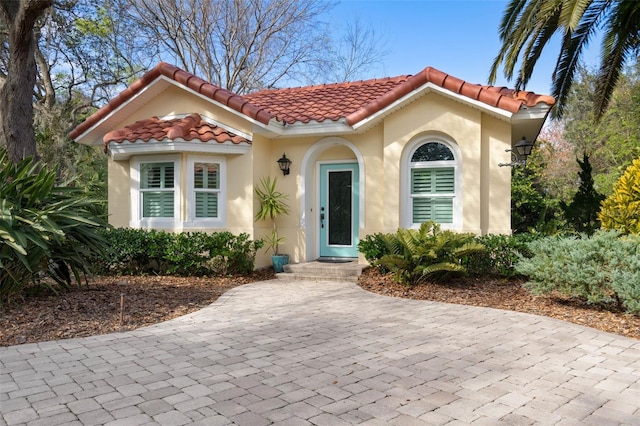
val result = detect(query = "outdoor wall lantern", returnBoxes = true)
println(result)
[498,136,534,167]
[277,153,292,175]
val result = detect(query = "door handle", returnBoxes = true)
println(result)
[320,213,325,228]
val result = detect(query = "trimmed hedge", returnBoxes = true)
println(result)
[94,228,263,276]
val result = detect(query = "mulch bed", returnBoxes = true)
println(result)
[1,268,638,347]
[358,267,640,340]
[0,271,274,347]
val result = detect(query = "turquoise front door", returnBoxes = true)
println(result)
[319,163,359,258]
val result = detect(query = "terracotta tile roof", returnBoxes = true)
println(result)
[70,62,555,141]
[103,113,250,151]
[344,67,555,126]
[248,67,556,126]
[243,76,411,124]
[69,62,272,140]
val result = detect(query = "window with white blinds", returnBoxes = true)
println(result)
[187,156,226,226]
[409,142,457,226]
[140,162,175,218]
[194,162,219,218]
[131,155,226,229]
[411,168,454,223]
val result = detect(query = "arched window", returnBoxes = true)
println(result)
[407,141,459,227]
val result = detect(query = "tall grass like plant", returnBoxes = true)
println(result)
[0,151,107,302]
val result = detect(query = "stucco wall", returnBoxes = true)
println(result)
[107,157,130,228]
[384,93,487,234]
[481,115,512,235]
[103,86,515,269]
[112,85,253,136]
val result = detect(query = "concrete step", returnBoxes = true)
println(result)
[275,273,360,283]
[277,260,363,282]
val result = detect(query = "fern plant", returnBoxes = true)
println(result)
[376,221,485,285]
[599,157,640,235]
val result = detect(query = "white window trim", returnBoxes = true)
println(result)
[186,156,226,228]
[401,136,463,230]
[131,155,181,229]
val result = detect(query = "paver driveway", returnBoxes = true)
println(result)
[2,279,640,425]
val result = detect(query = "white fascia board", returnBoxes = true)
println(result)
[74,77,170,146]
[280,120,353,137]
[351,83,516,131]
[511,104,552,121]
[252,118,353,138]
[108,140,250,160]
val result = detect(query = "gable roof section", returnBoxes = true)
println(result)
[247,68,555,127]
[103,113,250,151]
[70,62,555,142]
[69,62,273,141]
[243,76,411,125]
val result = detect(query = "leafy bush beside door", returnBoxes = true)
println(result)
[374,221,485,285]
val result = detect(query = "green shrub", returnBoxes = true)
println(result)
[0,151,108,302]
[358,232,391,264]
[561,154,605,235]
[96,228,262,276]
[611,241,640,315]
[376,221,485,285]
[599,157,640,235]
[463,233,540,278]
[515,230,640,314]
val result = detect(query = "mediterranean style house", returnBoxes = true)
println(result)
[70,62,555,268]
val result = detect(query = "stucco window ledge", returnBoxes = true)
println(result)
[108,140,250,160]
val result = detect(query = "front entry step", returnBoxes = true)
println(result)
[277,260,363,282]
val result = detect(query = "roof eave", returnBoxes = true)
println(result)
[107,140,251,160]
[74,77,170,146]
[73,74,275,146]
[253,119,353,138]
[349,83,517,132]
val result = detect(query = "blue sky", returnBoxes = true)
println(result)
[330,0,601,96]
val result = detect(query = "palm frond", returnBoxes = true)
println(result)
[593,0,640,119]
[551,0,608,118]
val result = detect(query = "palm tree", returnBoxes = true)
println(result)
[489,0,640,119]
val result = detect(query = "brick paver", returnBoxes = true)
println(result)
[2,279,640,425]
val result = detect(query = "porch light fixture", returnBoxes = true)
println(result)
[498,136,534,167]
[277,153,291,175]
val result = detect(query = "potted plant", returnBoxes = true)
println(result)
[255,176,290,272]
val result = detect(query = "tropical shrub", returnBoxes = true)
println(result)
[515,230,640,314]
[0,152,108,302]
[361,231,540,279]
[375,222,485,285]
[96,228,263,276]
[358,232,391,264]
[463,233,540,278]
[255,176,289,255]
[599,157,640,235]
